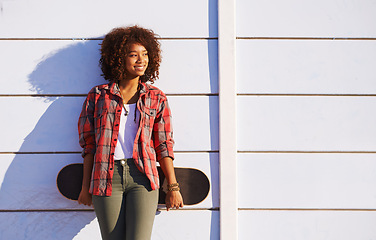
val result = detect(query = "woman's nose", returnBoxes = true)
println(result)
[137,55,147,62]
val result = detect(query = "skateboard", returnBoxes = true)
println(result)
[57,163,210,206]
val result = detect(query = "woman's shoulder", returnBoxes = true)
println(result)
[143,83,167,99]
[87,82,112,94]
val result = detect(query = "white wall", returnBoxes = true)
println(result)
[0,0,219,239]
[1,0,376,239]
[237,0,376,239]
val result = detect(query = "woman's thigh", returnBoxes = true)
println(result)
[92,163,125,240]
[125,186,158,240]
[92,160,159,240]
[125,160,159,240]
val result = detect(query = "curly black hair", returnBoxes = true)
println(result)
[99,25,161,83]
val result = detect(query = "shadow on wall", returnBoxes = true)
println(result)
[0,40,105,239]
[208,0,220,238]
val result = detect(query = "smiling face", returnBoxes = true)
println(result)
[124,43,149,80]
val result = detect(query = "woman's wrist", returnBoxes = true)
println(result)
[167,182,180,192]
[167,182,179,187]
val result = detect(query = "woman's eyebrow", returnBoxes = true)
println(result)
[128,49,148,53]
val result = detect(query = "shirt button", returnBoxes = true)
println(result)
[109,168,113,170]
[115,124,119,126]
[114,139,117,141]
[110,153,114,155]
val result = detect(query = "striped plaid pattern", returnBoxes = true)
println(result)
[78,82,174,196]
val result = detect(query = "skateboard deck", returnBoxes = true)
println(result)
[57,163,210,206]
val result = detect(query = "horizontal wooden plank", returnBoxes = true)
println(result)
[0,153,218,210]
[170,96,219,151]
[0,153,94,210]
[0,96,218,152]
[153,210,219,240]
[237,0,376,37]
[237,40,376,94]
[0,211,97,240]
[239,210,376,240]
[0,210,218,239]
[157,40,218,94]
[238,153,376,208]
[0,40,218,94]
[0,0,217,38]
[237,96,376,151]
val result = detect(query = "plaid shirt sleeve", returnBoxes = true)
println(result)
[153,97,175,161]
[78,89,96,157]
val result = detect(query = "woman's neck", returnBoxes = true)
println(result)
[118,76,139,89]
[118,78,139,104]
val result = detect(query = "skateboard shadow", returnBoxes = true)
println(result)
[0,39,104,239]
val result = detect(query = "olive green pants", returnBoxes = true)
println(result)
[92,159,159,240]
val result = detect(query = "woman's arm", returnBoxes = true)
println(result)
[78,89,96,157]
[152,97,183,210]
[77,89,96,206]
[159,156,184,211]
[78,153,94,206]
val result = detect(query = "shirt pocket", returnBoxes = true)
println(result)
[144,108,157,118]
[143,107,157,130]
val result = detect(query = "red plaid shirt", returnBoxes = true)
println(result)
[78,82,174,196]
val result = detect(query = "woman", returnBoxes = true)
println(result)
[77,25,183,240]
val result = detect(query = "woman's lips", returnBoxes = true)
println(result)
[135,66,146,70]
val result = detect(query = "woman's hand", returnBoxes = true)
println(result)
[158,156,184,210]
[165,190,184,211]
[78,189,92,206]
[78,153,94,206]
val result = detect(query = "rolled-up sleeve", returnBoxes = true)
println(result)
[153,98,175,161]
[78,89,96,157]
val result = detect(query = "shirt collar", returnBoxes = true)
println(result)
[139,82,149,95]
[106,81,150,96]
[102,82,119,96]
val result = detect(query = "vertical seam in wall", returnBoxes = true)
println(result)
[218,0,238,239]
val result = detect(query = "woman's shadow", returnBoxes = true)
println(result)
[0,39,105,239]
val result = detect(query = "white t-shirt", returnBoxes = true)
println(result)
[113,103,140,160]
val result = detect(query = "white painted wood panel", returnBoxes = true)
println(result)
[239,210,376,240]
[0,153,92,210]
[237,40,376,94]
[237,96,376,151]
[238,153,376,208]
[156,40,218,94]
[152,210,219,240]
[0,40,217,94]
[0,96,218,152]
[237,0,376,37]
[0,211,98,240]
[0,210,219,240]
[0,40,104,95]
[170,96,219,151]
[0,153,218,210]
[0,97,81,153]
[0,0,217,38]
